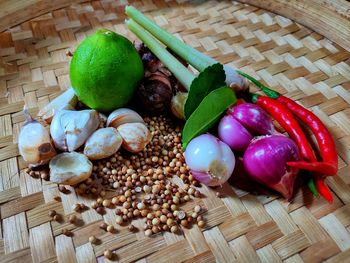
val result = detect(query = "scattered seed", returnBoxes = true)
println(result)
[48,210,56,217]
[89,235,97,244]
[198,220,205,228]
[107,225,115,233]
[53,214,61,222]
[128,224,136,232]
[115,216,123,225]
[145,229,153,237]
[152,218,160,226]
[62,229,72,236]
[96,207,105,215]
[104,249,113,259]
[72,204,81,212]
[194,205,201,213]
[58,185,68,194]
[53,196,61,202]
[69,214,77,224]
[99,222,108,231]
[170,225,178,233]
[102,199,111,207]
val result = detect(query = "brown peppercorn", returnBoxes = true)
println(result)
[181,219,188,227]
[69,214,77,224]
[198,220,205,228]
[194,191,201,198]
[115,216,123,225]
[128,224,136,232]
[102,199,111,207]
[53,196,61,202]
[152,225,160,234]
[170,225,179,233]
[194,205,201,213]
[91,201,99,209]
[53,214,61,222]
[145,229,152,237]
[104,249,113,260]
[62,229,72,236]
[107,225,115,233]
[58,185,68,194]
[99,222,108,231]
[96,207,105,215]
[72,204,81,212]
[48,210,56,217]
[89,235,98,244]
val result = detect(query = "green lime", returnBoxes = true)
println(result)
[70,29,144,112]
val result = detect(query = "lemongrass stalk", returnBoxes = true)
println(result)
[125,6,216,72]
[127,19,194,90]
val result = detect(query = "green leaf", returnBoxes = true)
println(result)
[184,63,226,119]
[182,86,236,149]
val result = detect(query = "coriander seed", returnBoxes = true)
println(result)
[198,220,205,228]
[145,229,152,237]
[89,235,97,244]
[104,249,113,259]
[48,210,56,217]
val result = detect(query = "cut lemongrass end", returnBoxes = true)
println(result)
[125,6,216,72]
[126,19,194,90]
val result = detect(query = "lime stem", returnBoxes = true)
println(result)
[125,6,216,72]
[127,19,194,91]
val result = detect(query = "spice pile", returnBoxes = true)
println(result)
[26,114,206,239]
[77,115,205,234]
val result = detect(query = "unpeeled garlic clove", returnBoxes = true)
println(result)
[107,108,144,129]
[50,109,100,152]
[18,108,56,166]
[84,127,122,160]
[117,122,152,153]
[171,92,187,120]
[49,152,92,185]
[37,88,78,124]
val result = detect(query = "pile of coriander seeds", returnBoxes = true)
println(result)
[75,115,206,236]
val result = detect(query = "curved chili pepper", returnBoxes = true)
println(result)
[250,94,326,200]
[240,71,335,202]
[251,94,317,161]
[238,71,338,176]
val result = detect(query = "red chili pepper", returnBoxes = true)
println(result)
[251,94,317,162]
[315,176,333,203]
[238,71,338,176]
[239,71,336,202]
[251,94,331,201]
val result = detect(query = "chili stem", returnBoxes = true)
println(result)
[126,19,195,90]
[125,6,216,71]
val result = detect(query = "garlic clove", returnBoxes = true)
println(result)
[49,152,92,185]
[37,88,78,124]
[50,109,100,152]
[84,127,122,160]
[117,122,152,153]
[171,92,187,120]
[19,109,56,166]
[107,108,144,129]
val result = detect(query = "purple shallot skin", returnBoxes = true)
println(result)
[218,114,253,152]
[243,135,299,200]
[230,103,276,135]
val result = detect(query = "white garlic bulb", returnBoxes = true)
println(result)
[84,127,122,160]
[18,109,56,166]
[107,108,144,129]
[49,152,92,185]
[37,88,78,124]
[117,122,152,153]
[50,109,100,152]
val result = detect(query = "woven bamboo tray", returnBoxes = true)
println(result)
[1,1,350,262]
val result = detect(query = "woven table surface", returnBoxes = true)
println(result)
[1,0,350,262]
